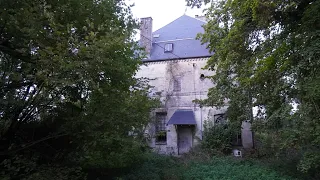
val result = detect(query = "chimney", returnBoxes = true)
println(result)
[140,17,153,57]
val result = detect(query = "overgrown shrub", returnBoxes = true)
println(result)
[119,153,183,180]
[249,130,317,179]
[0,155,86,180]
[201,121,237,155]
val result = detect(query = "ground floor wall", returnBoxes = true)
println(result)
[147,106,228,155]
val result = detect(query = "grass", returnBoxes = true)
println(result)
[118,149,298,180]
[182,157,295,180]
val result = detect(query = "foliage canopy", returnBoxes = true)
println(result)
[188,0,320,176]
[0,0,158,179]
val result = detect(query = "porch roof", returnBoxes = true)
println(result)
[167,109,197,125]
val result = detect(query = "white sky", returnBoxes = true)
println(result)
[128,0,207,31]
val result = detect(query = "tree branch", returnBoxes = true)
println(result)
[0,133,69,156]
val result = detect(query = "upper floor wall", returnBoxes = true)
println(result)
[136,57,214,109]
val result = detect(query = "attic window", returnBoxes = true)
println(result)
[164,43,173,52]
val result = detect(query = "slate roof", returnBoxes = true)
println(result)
[145,15,213,62]
[167,109,197,125]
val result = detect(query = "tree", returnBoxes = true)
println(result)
[0,0,158,179]
[187,0,320,175]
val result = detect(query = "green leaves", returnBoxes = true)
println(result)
[188,0,320,175]
[122,154,295,180]
[202,121,238,155]
[1,0,158,178]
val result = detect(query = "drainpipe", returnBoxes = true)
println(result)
[192,63,196,112]
[200,105,203,140]
[200,77,204,140]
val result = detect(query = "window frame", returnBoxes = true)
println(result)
[164,43,173,53]
[155,112,167,144]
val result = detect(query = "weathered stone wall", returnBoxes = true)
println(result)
[140,17,153,57]
[241,120,253,149]
[136,58,227,154]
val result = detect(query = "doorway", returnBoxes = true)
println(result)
[177,125,193,154]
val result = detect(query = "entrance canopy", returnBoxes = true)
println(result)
[167,109,197,125]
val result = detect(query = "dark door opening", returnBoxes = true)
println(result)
[177,125,193,154]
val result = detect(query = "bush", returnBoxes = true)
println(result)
[202,121,237,155]
[119,153,183,180]
[0,155,86,180]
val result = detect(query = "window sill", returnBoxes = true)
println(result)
[155,142,167,145]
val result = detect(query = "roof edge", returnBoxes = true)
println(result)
[142,55,211,63]
[188,14,207,23]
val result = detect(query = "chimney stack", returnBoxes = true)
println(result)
[140,17,153,57]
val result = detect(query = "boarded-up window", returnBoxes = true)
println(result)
[173,78,181,92]
[155,112,167,144]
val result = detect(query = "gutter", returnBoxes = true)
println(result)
[141,55,212,63]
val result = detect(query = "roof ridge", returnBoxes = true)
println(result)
[183,14,207,23]
[190,15,207,23]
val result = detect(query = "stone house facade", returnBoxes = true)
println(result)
[136,15,228,155]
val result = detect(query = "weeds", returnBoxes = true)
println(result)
[119,150,297,180]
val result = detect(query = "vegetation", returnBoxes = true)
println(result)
[202,121,238,155]
[0,0,158,179]
[2,0,319,179]
[187,0,320,178]
[120,152,296,180]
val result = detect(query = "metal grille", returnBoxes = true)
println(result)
[156,113,166,132]
[155,113,167,144]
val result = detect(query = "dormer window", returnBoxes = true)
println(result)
[164,43,173,52]
[153,34,160,38]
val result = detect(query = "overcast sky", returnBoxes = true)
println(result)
[128,0,207,31]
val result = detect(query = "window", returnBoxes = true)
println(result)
[164,43,173,52]
[232,133,242,146]
[173,78,181,92]
[200,74,205,81]
[214,113,226,124]
[155,112,167,144]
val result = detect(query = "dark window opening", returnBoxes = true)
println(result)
[214,113,226,124]
[232,133,242,146]
[155,112,167,144]
[200,74,205,80]
[164,43,173,52]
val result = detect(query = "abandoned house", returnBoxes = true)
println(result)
[136,15,229,155]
